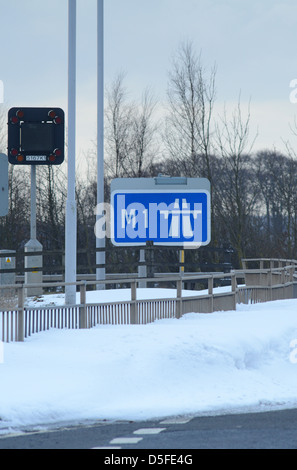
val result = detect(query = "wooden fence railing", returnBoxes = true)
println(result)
[1,259,297,343]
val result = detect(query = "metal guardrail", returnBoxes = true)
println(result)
[1,260,297,343]
[0,245,234,276]
[242,258,297,269]
[0,272,237,342]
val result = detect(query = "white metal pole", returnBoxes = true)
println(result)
[25,164,43,296]
[65,0,77,305]
[96,0,105,287]
[30,165,37,240]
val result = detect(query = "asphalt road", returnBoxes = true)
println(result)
[0,408,297,450]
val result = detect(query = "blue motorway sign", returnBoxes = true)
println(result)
[110,178,211,247]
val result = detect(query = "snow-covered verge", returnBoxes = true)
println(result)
[0,289,297,434]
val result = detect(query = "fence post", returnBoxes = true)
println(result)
[130,281,137,324]
[231,273,237,310]
[17,285,25,342]
[289,265,294,282]
[79,282,87,329]
[176,279,182,319]
[281,267,285,285]
[268,269,272,301]
[288,266,294,299]
[138,249,147,288]
[208,276,214,313]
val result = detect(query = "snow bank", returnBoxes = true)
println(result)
[1,291,297,433]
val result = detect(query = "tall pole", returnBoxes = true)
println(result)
[24,164,43,297]
[65,0,77,305]
[96,0,105,287]
[30,165,37,241]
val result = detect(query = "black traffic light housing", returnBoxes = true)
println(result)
[8,107,65,165]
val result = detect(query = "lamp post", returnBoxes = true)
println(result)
[65,0,104,302]
[96,0,105,287]
[65,0,77,305]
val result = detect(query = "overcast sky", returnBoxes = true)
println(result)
[1,0,297,166]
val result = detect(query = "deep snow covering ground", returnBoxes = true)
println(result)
[1,288,297,434]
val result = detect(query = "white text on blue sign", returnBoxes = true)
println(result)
[112,191,210,246]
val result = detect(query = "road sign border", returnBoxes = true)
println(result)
[110,178,211,248]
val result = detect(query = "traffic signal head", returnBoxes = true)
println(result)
[8,107,65,165]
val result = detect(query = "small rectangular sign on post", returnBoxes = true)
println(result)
[110,177,211,248]
[0,250,16,285]
[0,153,8,217]
[7,107,65,165]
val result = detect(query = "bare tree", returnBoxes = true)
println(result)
[0,164,31,250]
[37,165,66,250]
[105,73,134,178]
[121,87,159,177]
[283,115,297,159]
[105,74,159,179]
[214,97,259,263]
[254,151,283,253]
[215,96,257,160]
[164,42,216,181]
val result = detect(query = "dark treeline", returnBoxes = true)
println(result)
[1,42,297,273]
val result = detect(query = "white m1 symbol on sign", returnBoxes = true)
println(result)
[160,198,202,238]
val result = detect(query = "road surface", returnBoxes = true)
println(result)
[0,408,296,450]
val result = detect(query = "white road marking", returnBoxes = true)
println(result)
[110,437,143,445]
[133,428,166,435]
[92,446,122,449]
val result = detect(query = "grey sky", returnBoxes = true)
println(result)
[1,0,297,162]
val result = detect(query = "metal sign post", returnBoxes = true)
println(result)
[96,0,105,288]
[65,0,77,305]
[7,106,65,297]
[24,165,43,297]
[29,166,37,240]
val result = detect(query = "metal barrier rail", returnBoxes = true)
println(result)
[1,262,297,343]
